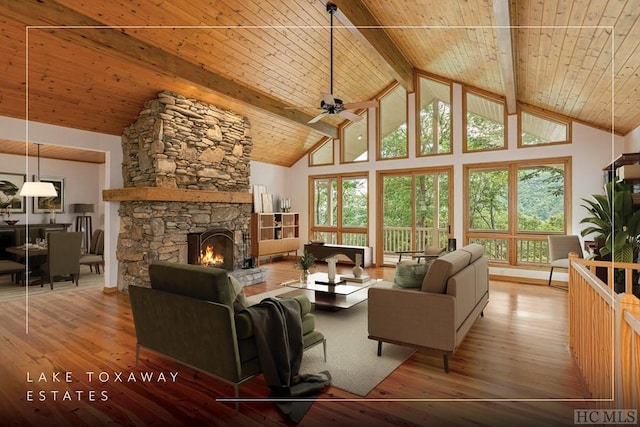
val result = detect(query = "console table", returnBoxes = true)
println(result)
[303,243,372,267]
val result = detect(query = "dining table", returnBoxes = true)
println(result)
[5,244,49,284]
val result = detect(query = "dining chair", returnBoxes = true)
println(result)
[41,232,83,290]
[547,235,584,290]
[80,229,104,274]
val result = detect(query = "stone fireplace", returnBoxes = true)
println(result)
[114,91,262,291]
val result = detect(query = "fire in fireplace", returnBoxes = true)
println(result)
[187,229,235,271]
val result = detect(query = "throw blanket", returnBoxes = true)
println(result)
[243,297,303,388]
[244,297,331,423]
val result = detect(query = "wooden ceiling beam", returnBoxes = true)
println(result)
[326,0,415,93]
[1,0,338,138]
[493,0,517,115]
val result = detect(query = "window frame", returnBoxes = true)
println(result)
[376,82,409,161]
[308,137,334,167]
[517,104,572,148]
[340,109,369,164]
[309,172,370,246]
[463,157,572,267]
[415,71,454,157]
[462,86,508,153]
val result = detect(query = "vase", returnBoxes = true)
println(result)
[352,264,363,279]
[327,258,337,282]
[353,253,363,278]
[49,210,56,224]
[300,269,310,284]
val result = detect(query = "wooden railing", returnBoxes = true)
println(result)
[381,227,449,253]
[569,254,640,408]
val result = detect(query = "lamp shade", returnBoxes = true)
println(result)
[19,181,58,197]
[72,203,94,214]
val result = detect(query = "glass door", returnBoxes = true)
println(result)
[379,168,452,265]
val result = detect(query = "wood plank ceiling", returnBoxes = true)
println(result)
[0,0,638,167]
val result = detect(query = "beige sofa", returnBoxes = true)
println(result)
[368,243,489,372]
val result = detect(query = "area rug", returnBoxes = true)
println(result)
[248,288,415,397]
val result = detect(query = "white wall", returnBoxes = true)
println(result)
[625,125,640,152]
[0,116,122,290]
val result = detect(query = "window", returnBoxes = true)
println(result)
[378,167,452,265]
[310,173,369,246]
[341,111,368,163]
[464,89,506,152]
[309,138,334,166]
[519,107,571,147]
[378,84,408,159]
[417,74,452,156]
[465,158,571,265]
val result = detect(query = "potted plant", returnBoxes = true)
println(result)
[295,250,316,283]
[580,181,640,292]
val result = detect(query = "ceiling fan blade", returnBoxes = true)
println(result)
[284,106,320,110]
[308,112,328,124]
[339,110,363,122]
[322,93,335,106]
[343,100,379,110]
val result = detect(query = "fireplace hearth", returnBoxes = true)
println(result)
[188,229,235,271]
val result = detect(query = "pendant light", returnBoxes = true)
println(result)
[19,144,58,197]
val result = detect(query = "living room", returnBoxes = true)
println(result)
[0,0,639,425]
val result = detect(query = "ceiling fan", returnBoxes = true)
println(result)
[294,2,378,124]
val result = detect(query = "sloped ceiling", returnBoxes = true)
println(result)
[0,0,638,166]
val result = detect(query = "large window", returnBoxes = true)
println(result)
[310,173,368,246]
[465,158,571,266]
[417,74,452,156]
[378,84,408,159]
[464,89,506,152]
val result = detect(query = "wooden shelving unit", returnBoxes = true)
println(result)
[604,152,640,204]
[251,212,300,264]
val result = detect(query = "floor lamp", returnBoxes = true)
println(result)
[73,203,94,252]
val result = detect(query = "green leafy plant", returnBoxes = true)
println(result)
[580,181,640,263]
[295,250,316,271]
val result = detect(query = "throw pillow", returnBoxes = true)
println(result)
[394,261,431,288]
[229,276,249,312]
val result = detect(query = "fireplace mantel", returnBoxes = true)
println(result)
[102,187,253,204]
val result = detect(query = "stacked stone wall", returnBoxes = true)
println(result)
[118,91,252,291]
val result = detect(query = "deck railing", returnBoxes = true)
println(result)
[569,254,640,408]
[381,227,449,253]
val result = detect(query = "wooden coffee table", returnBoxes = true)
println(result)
[279,272,378,311]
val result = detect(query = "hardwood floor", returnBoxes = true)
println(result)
[0,259,593,426]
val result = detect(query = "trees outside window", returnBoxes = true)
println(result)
[378,84,408,159]
[379,167,452,263]
[464,90,506,152]
[417,75,452,156]
[465,158,570,265]
[310,174,368,246]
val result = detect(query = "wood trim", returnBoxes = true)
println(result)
[102,187,253,203]
[462,85,509,154]
[414,71,454,158]
[517,103,573,148]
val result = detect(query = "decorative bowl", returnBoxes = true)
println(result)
[4,220,19,225]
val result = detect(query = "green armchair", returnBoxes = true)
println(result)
[129,261,325,411]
